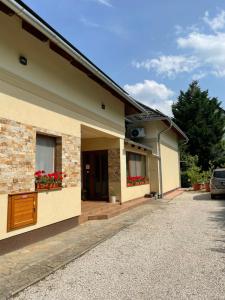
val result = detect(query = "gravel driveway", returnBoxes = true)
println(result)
[14,192,225,300]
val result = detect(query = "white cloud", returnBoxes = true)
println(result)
[203,10,225,31]
[174,24,200,36]
[80,17,100,28]
[132,55,199,78]
[95,0,112,7]
[177,31,225,77]
[124,80,174,115]
[132,10,225,80]
[192,71,207,80]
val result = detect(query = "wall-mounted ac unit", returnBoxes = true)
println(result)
[130,128,145,138]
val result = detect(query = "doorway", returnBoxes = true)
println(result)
[82,150,109,201]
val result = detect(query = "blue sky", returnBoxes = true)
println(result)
[22,0,225,114]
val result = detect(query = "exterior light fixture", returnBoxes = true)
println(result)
[19,55,28,66]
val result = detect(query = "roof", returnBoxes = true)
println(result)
[0,0,145,115]
[0,0,190,140]
[126,100,188,141]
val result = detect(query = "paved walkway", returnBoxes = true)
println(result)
[12,192,225,300]
[163,188,184,200]
[0,198,168,300]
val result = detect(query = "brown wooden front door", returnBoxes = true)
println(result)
[82,150,109,201]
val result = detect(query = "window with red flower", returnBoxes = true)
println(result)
[126,152,147,186]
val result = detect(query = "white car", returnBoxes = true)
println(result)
[210,168,225,199]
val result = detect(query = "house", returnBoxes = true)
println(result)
[0,0,187,242]
[126,102,188,195]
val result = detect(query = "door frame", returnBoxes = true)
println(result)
[82,150,109,201]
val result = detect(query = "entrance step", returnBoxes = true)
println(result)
[79,197,151,224]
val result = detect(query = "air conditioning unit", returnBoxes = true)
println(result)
[130,128,145,138]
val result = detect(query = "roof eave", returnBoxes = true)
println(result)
[1,0,145,113]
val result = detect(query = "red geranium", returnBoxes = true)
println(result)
[34,170,67,189]
[127,176,146,187]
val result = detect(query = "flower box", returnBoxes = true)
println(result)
[35,170,66,192]
[36,183,62,191]
[127,176,148,187]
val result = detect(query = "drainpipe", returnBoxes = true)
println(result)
[157,117,173,198]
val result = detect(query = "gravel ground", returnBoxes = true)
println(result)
[14,192,225,300]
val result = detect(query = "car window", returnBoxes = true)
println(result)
[213,171,225,178]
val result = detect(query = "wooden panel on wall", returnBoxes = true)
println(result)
[8,192,37,231]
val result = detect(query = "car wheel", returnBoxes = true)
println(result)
[211,194,216,199]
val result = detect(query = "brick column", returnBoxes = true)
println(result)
[108,149,121,201]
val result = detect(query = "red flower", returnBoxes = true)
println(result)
[35,170,42,176]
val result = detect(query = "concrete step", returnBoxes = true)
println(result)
[83,198,151,222]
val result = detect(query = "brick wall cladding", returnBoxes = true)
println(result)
[0,117,80,194]
[108,149,121,200]
[62,135,80,188]
[108,149,120,182]
[0,118,35,194]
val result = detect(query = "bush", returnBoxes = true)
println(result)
[185,155,202,184]
[181,172,191,188]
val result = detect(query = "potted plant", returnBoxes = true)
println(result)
[186,155,202,191]
[202,170,211,192]
[109,190,117,203]
[186,165,202,190]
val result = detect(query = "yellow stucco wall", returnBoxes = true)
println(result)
[0,187,80,241]
[0,12,125,138]
[160,143,180,193]
[159,123,180,193]
[123,184,150,202]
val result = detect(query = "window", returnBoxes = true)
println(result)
[213,170,225,178]
[36,134,56,173]
[126,152,146,177]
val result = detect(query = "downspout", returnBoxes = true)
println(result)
[157,117,173,198]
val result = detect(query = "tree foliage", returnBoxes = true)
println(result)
[172,81,225,170]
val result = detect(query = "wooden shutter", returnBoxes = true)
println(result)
[8,192,37,231]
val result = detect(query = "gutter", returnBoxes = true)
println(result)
[2,0,145,113]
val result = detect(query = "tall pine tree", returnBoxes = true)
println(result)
[172,81,225,170]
